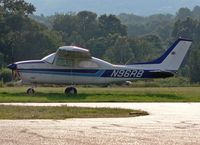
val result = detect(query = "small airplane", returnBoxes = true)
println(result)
[7,38,192,95]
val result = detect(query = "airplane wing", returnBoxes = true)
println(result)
[56,46,91,59]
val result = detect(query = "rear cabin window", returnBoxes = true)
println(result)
[78,60,99,68]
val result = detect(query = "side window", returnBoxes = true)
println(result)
[78,60,99,68]
[55,57,74,67]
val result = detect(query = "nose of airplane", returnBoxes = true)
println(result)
[7,63,17,70]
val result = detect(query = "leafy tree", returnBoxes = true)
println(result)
[77,11,98,40]
[86,37,107,58]
[0,0,35,15]
[128,35,163,63]
[172,17,197,39]
[192,6,200,19]
[0,0,36,62]
[53,14,77,38]
[156,24,173,41]
[189,48,200,82]
[104,36,132,64]
[0,0,63,63]
[172,16,200,81]
[0,53,4,67]
[118,13,174,38]
[176,8,192,20]
[126,24,147,36]
[67,31,84,46]
[99,14,127,37]
[0,68,12,82]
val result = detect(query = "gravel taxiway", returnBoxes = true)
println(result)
[0,103,200,145]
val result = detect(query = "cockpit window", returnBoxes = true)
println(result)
[55,57,74,67]
[54,54,99,68]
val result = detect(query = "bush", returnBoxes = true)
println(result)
[131,76,191,87]
[0,53,4,67]
[0,79,3,87]
[5,82,15,87]
[0,68,12,83]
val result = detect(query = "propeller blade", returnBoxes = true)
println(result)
[11,70,14,81]
[7,63,18,81]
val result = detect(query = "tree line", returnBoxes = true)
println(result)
[0,0,200,83]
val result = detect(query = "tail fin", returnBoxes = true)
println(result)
[133,38,192,71]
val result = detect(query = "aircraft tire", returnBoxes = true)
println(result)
[27,88,35,95]
[65,87,77,95]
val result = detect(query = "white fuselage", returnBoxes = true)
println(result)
[16,58,150,85]
[9,38,192,85]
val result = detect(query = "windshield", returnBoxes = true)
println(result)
[42,53,55,64]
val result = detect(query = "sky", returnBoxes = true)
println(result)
[25,0,200,16]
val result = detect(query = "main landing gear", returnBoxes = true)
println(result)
[27,87,35,95]
[26,86,77,95]
[65,87,77,95]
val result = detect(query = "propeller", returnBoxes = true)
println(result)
[7,63,20,81]
[7,47,20,81]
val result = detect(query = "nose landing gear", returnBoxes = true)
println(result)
[65,87,77,95]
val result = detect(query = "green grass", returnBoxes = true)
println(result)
[0,105,148,119]
[0,87,199,102]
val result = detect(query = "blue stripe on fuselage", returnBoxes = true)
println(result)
[19,68,99,73]
[19,69,105,77]
[18,68,173,78]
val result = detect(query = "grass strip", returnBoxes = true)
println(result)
[0,87,200,102]
[0,105,148,119]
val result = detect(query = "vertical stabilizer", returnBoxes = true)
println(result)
[132,38,192,71]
